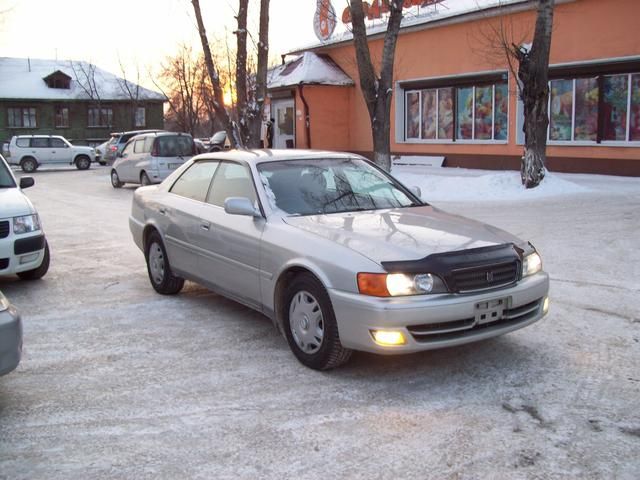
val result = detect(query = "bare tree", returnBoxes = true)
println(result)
[192,0,270,148]
[116,57,143,130]
[348,0,403,171]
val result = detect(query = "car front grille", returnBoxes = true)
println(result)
[450,261,519,293]
[0,258,8,270]
[407,298,542,343]
[0,221,9,238]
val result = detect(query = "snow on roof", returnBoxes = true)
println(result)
[268,52,354,89]
[0,57,165,101]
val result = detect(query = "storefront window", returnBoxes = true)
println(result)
[630,74,640,141]
[574,77,598,141]
[474,86,493,140]
[456,87,473,140]
[549,79,573,141]
[438,88,454,139]
[602,75,628,141]
[406,91,420,139]
[494,84,508,141]
[421,89,437,139]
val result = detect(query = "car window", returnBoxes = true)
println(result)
[31,138,49,148]
[133,139,145,154]
[207,161,256,207]
[16,138,30,147]
[156,135,194,157]
[170,161,219,202]
[50,138,66,148]
[122,141,135,157]
[0,157,16,188]
[143,136,155,153]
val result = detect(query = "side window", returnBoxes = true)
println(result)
[122,141,135,157]
[16,138,30,147]
[207,161,256,207]
[31,138,49,148]
[143,136,155,153]
[133,139,145,154]
[170,161,219,202]
[50,138,66,148]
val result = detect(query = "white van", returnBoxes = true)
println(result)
[110,132,195,187]
[8,135,96,172]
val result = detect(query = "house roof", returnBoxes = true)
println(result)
[268,52,354,89]
[0,57,165,101]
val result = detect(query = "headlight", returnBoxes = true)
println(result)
[357,272,447,297]
[522,252,542,277]
[13,214,40,234]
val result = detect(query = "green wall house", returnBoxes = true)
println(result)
[0,57,165,147]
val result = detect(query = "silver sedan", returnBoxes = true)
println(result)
[129,150,549,370]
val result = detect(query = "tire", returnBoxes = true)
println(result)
[283,273,352,370]
[111,169,123,188]
[145,232,184,295]
[140,171,151,186]
[99,161,107,166]
[17,241,50,281]
[75,155,91,170]
[21,157,37,173]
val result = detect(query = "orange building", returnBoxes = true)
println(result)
[267,0,640,175]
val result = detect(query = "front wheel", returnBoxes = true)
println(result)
[111,169,123,188]
[75,156,91,170]
[283,273,352,370]
[145,232,184,295]
[17,242,50,280]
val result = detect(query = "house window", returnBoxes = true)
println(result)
[55,106,69,128]
[88,107,113,127]
[7,107,37,128]
[135,107,146,127]
[404,81,508,142]
[547,72,640,144]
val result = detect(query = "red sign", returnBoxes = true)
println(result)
[341,0,445,24]
[314,0,338,41]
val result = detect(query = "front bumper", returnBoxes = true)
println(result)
[0,230,46,276]
[0,304,23,376]
[329,272,549,354]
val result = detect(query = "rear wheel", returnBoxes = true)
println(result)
[20,157,37,173]
[111,169,123,188]
[75,155,91,170]
[283,273,352,370]
[145,232,184,295]
[17,242,50,280]
[140,171,151,186]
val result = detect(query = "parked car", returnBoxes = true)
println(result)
[111,132,196,188]
[94,140,110,166]
[0,290,22,376]
[208,131,229,152]
[8,135,96,172]
[0,154,49,280]
[194,138,208,154]
[129,150,550,370]
[103,130,165,164]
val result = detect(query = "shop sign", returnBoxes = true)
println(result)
[314,0,338,41]
[341,0,445,25]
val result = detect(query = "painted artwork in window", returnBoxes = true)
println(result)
[602,75,628,141]
[494,83,508,140]
[574,78,598,141]
[549,79,573,141]
[474,86,493,140]
[437,88,454,139]
[406,91,420,139]
[630,74,640,141]
[456,87,473,140]
[421,89,437,139]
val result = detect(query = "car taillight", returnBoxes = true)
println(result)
[109,145,117,152]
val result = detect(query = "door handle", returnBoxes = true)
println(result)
[159,207,167,215]
[200,221,210,231]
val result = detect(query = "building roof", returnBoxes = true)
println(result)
[268,52,354,89]
[0,57,165,101]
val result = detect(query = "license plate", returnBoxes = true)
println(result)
[475,298,507,325]
[168,163,181,169]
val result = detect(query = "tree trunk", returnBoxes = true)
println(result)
[235,0,250,145]
[247,0,270,148]
[349,0,402,172]
[518,0,554,188]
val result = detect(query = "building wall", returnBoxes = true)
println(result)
[0,100,164,146]
[294,86,352,151]
[309,0,640,174]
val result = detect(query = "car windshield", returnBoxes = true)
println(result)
[211,131,226,143]
[156,136,194,157]
[258,158,420,216]
[0,156,16,188]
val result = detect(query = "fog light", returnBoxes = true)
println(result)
[543,297,550,314]
[371,330,406,346]
[20,253,39,264]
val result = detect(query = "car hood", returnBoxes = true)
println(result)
[0,188,34,218]
[283,206,524,264]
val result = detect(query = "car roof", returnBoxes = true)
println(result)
[192,149,359,166]
[110,129,164,137]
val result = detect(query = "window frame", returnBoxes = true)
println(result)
[55,105,70,128]
[7,107,37,128]
[134,107,146,128]
[87,106,113,128]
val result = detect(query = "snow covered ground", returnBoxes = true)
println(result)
[0,166,638,479]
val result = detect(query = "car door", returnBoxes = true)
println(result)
[117,141,136,181]
[195,161,264,308]
[130,138,148,182]
[49,138,72,164]
[29,137,50,164]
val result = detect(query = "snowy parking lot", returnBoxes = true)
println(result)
[1,165,639,479]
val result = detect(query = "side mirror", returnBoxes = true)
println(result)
[224,197,261,217]
[409,186,422,199]
[20,177,34,189]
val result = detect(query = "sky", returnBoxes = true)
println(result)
[0,0,321,89]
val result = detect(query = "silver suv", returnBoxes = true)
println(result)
[110,132,195,187]
[8,135,96,172]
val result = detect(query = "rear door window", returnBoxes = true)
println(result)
[170,161,219,202]
[31,138,49,148]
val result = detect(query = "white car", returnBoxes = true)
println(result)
[8,135,96,172]
[0,154,49,280]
